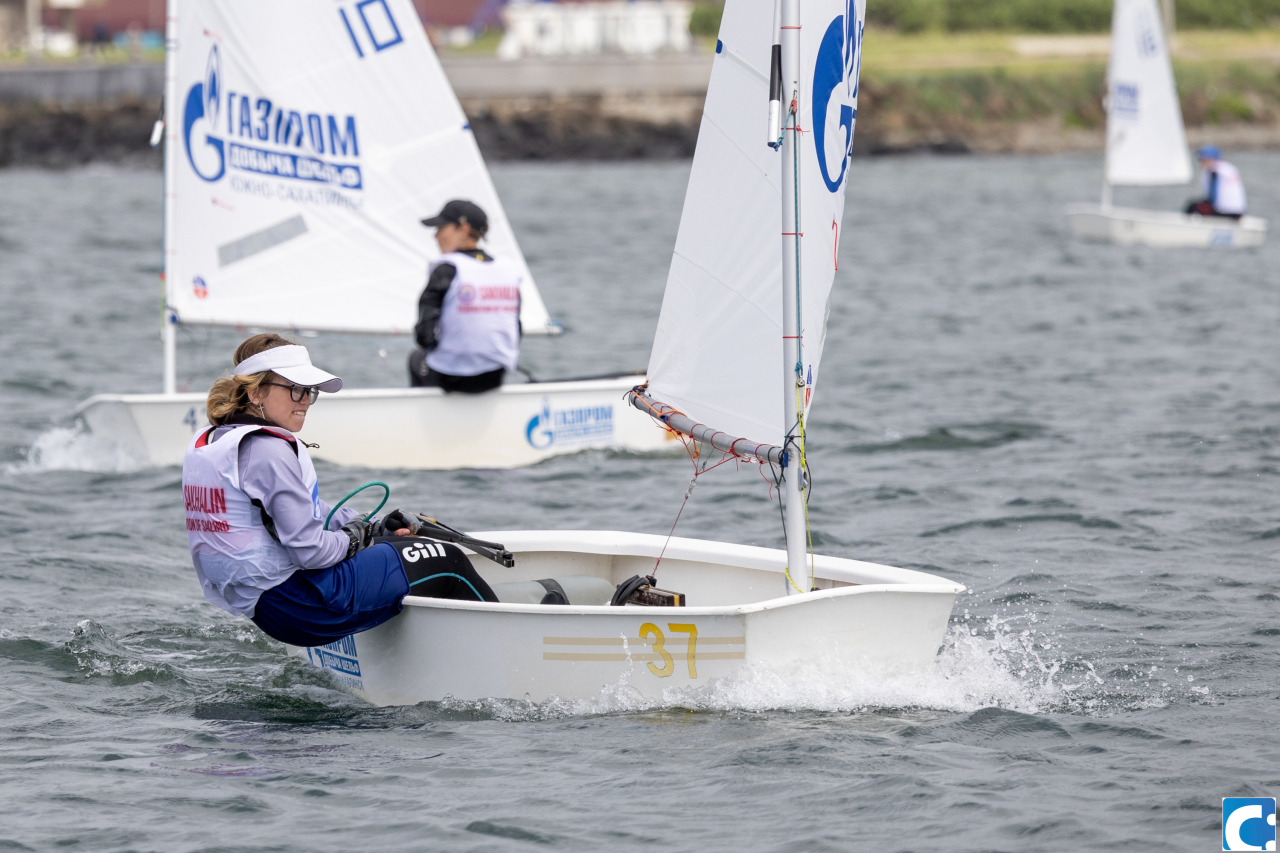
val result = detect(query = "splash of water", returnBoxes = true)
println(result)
[7,425,146,474]
[426,610,1206,723]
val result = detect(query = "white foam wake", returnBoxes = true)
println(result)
[7,425,146,474]
[440,614,1114,723]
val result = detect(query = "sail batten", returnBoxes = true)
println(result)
[1105,0,1192,187]
[647,0,865,447]
[166,0,556,337]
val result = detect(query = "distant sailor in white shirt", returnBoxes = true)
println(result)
[1184,146,1247,220]
[408,199,522,393]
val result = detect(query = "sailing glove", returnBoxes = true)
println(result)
[373,509,423,537]
[341,519,374,559]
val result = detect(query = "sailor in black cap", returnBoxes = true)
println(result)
[409,199,522,393]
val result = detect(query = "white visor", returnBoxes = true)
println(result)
[233,345,342,392]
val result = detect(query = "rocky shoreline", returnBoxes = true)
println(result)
[2,59,1279,167]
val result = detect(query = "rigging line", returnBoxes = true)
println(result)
[771,457,806,594]
[653,475,697,574]
[795,381,815,589]
[652,437,745,575]
[759,458,778,500]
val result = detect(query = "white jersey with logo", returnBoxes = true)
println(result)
[425,251,522,377]
[182,424,319,617]
[1202,160,1247,214]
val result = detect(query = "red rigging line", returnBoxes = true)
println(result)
[627,385,787,467]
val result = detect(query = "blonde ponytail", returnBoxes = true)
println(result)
[205,333,296,426]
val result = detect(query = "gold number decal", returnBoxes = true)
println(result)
[640,623,673,677]
[668,623,698,678]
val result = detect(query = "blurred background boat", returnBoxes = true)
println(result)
[71,0,673,470]
[1065,0,1268,247]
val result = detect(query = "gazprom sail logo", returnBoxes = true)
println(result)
[525,398,615,450]
[183,45,225,182]
[1112,82,1140,117]
[182,41,363,191]
[812,0,863,193]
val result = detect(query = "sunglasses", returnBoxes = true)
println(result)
[264,381,321,404]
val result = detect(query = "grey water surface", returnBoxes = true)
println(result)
[1,154,1278,852]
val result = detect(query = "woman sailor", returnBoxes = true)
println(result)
[1184,145,1247,220]
[182,333,496,648]
[408,199,522,392]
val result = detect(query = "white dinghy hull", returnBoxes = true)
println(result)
[1066,204,1268,249]
[77,376,672,470]
[287,531,964,706]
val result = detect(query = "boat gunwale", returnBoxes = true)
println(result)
[401,580,964,617]
[466,529,960,588]
[74,374,648,413]
[1064,202,1268,231]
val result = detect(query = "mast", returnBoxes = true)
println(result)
[161,0,179,394]
[1100,2,1112,212]
[779,0,810,595]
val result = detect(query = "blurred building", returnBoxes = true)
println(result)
[53,0,493,45]
[11,0,692,57]
[498,1,692,59]
[0,0,40,51]
[414,0,504,30]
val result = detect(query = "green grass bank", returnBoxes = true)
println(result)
[845,28,1280,153]
[691,0,1280,34]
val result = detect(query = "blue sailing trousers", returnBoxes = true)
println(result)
[251,543,409,648]
[251,540,499,648]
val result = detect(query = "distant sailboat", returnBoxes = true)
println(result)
[1066,0,1267,248]
[290,0,963,707]
[75,0,670,470]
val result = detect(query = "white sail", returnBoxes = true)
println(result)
[1105,0,1191,186]
[165,0,554,335]
[647,0,864,446]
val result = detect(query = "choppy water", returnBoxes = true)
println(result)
[2,154,1278,851]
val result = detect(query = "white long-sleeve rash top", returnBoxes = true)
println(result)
[213,425,360,569]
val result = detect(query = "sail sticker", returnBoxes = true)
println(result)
[812,0,864,193]
[525,398,615,450]
[1112,82,1140,117]
[182,45,226,182]
[306,635,363,690]
[183,39,364,194]
[1136,9,1159,58]
[216,215,309,267]
[339,9,364,57]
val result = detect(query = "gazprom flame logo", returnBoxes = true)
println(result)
[181,40,363,190]
[812,0,863,193]
[183,45,225,182]
[526,399,555,449]
[525,398,614,450]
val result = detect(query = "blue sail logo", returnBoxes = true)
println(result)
[812,0,863,193]
[182,45,226,182]
[181,39,364,190]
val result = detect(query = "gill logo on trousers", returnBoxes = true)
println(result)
[401,541,447,563]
